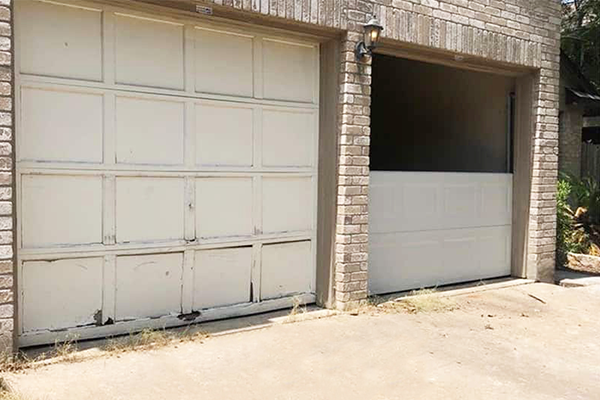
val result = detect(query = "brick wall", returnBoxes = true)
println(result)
[0,0,12,355]
[558,106,582,177]
[2,0,561,351]
[334,28,372,310]
[199,0,561,307]
[204,0,348,29]
[337,0,560,307]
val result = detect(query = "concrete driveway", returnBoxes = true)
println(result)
[4,282,600,400]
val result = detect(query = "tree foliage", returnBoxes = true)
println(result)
[562,0,600,90]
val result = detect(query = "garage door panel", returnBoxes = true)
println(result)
[402,183,439,230]
[195,103,253,167]
[22,257,104,332]
[196,178,253,238]
[115,14,184,90]
[262,177,313,233]
[367,183,400,233]
[370,172,512,233]
[193,247,252,309]
[116,96,185,165]
[477,227,512,277]
[22,175,103,248]
[20,87,103,163]
[369,172,512,295]
[369,233,442,295]
[481,182,512,223]
[116,177,185,243]
[263,39,316,103]
[17,0,103,81]
[262,109,315,167]
[115,253,183,320]
[369,227,511,294]
[195,28,254,97]
[261,241,312,300]
[439,227,511,284]
[17,5,319,343]
[442,184,480,230]
[441,236,478,274]
[443,184,477,218]
[366,180,438,234]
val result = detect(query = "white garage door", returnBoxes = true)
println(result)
[368,172,512,295]
[15,0,319,346]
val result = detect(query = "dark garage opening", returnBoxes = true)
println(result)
[367,53,519,295]
[370,54,516,173]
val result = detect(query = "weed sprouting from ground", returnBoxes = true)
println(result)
[52,335,81,363]
[285,296,308,323]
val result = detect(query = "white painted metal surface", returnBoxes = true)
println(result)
[261,241,313,300]
[114,13,185,89]
[22,257,104,332]
[20,87,104,163]
[15,0,320,346]
[115,253,184,321]
[193,247,253,309]
[21,175,103,247]
[115,96,185,165]
[369,172,513,295]
[196,178,254,238]
[194,28,254,97]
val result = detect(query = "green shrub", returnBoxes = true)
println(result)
[567,175,600,225]
[556,178,575,266]
[556,173,600,266]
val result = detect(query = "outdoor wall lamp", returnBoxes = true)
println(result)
[355,15,384,61]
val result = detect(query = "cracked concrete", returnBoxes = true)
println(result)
[4,283,600,400]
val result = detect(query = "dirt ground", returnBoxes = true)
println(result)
[4,282,600,400]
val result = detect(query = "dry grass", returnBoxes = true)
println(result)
[0,327,210,374]
[0,334,82,373]
[360,289,458,315]
[0,392,29,400]
[399,289,458,314]
[285,296,308,323]
[52,335,81,363]
[103,327,210,355]
[0,374,30,400]
[0,351,43,374]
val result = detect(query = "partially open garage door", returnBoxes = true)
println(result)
[368,55,514,295]
[16,0,319,346]
[369,172,512,294]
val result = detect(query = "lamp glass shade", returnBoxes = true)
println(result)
[363,17,383,50]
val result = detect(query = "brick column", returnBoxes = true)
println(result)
[0,0,13,355]
[558,105,583,178]
[334,19,373,310]
[528,42,561,282]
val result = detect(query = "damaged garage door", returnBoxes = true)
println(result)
[15,0,319,346]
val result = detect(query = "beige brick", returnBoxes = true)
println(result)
[0,274,10,289]
[0,7,9,23]
[0,304,12,319]
[0,261,11,274]
[0,289,11,303]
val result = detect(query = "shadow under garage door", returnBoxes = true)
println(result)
[368,54,514,295]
